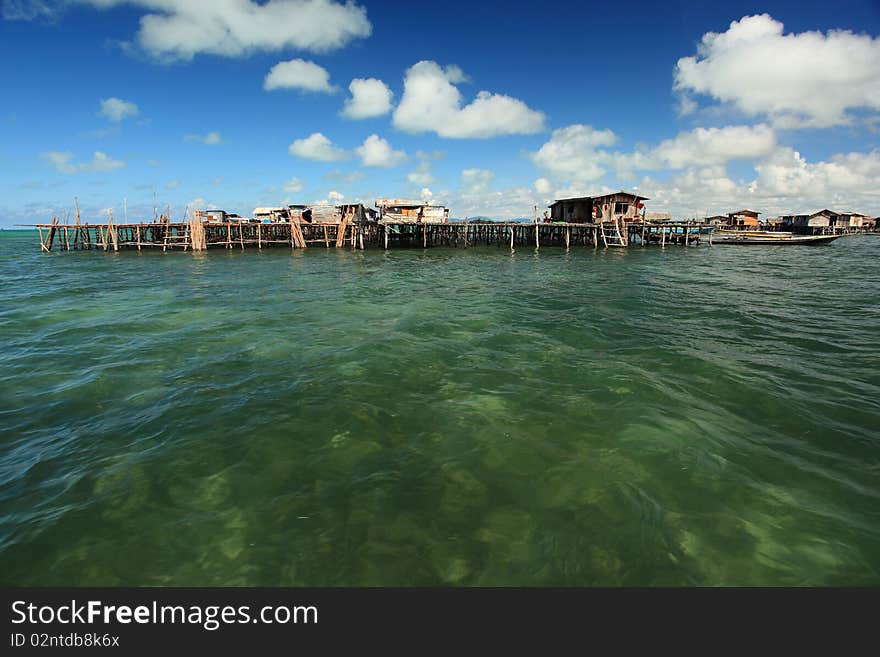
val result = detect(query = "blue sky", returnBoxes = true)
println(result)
[1,0,879,225]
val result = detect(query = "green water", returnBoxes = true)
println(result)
[1,230,879,585]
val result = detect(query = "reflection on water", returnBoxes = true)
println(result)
[1,231,879,585]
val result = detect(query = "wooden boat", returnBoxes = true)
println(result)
[714,230,841,245]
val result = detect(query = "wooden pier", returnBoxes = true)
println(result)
[29,217,707,253]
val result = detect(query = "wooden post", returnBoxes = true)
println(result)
[46,217,58,251]
[661,226,666,248]
[423,221,427,248]
[641,221,646,246]
[384,225,389,249]
[565,226,570,250]
[510,225,515,251]
[290,220,295,249]
[535,222,539,249]
[257,222,262,249]
[685,222,690,246]
[136,223,141,251]
[38,226,48,252]
[227,223,232,249]
[239,221,244,250]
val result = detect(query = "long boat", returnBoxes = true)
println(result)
[713,230,841,245]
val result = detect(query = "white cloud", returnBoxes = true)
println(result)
[531,124,617,183]
[325,169,364,184]
[283,176,304,193]
[407,162,435,186]
[632,147,880,219]
[406,150,443,186]
[184,131,223,145]
[623,124,777,171]
[750,147,880,201]
[79,0,372,61]
[43,150,126,174]
[393,60,545,138]
[534,177,552,195]
[166,179,180,189]
[342,77,393,118]
[355,134,407,168]
[328,190,344,201]
[533,123,777,183]
[2,0,57,20]
[264,59,335,93]
[99,97,139,122]
[460,168,495,195]
[674,14,880,128]
[288,132,348,161]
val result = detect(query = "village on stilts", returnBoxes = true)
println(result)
[27,191,879,253]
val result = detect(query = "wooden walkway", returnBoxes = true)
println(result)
[28,218,708,252]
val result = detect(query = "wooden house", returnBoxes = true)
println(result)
[549,191,648,223]
[593,192,648,223]
[727,209,761,227]
[548,197,593,222]
[375,198,449,223]
[253,207,289,222]
[195,209,232,223]
[837,212,871,230]
[780,210,834,234]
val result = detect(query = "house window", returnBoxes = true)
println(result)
[614,202,629,214]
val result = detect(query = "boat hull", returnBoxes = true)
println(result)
[714,233,841,245]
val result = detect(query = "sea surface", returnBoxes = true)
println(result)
[1,229,878,585]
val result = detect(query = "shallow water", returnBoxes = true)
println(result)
[1,229,878,585]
